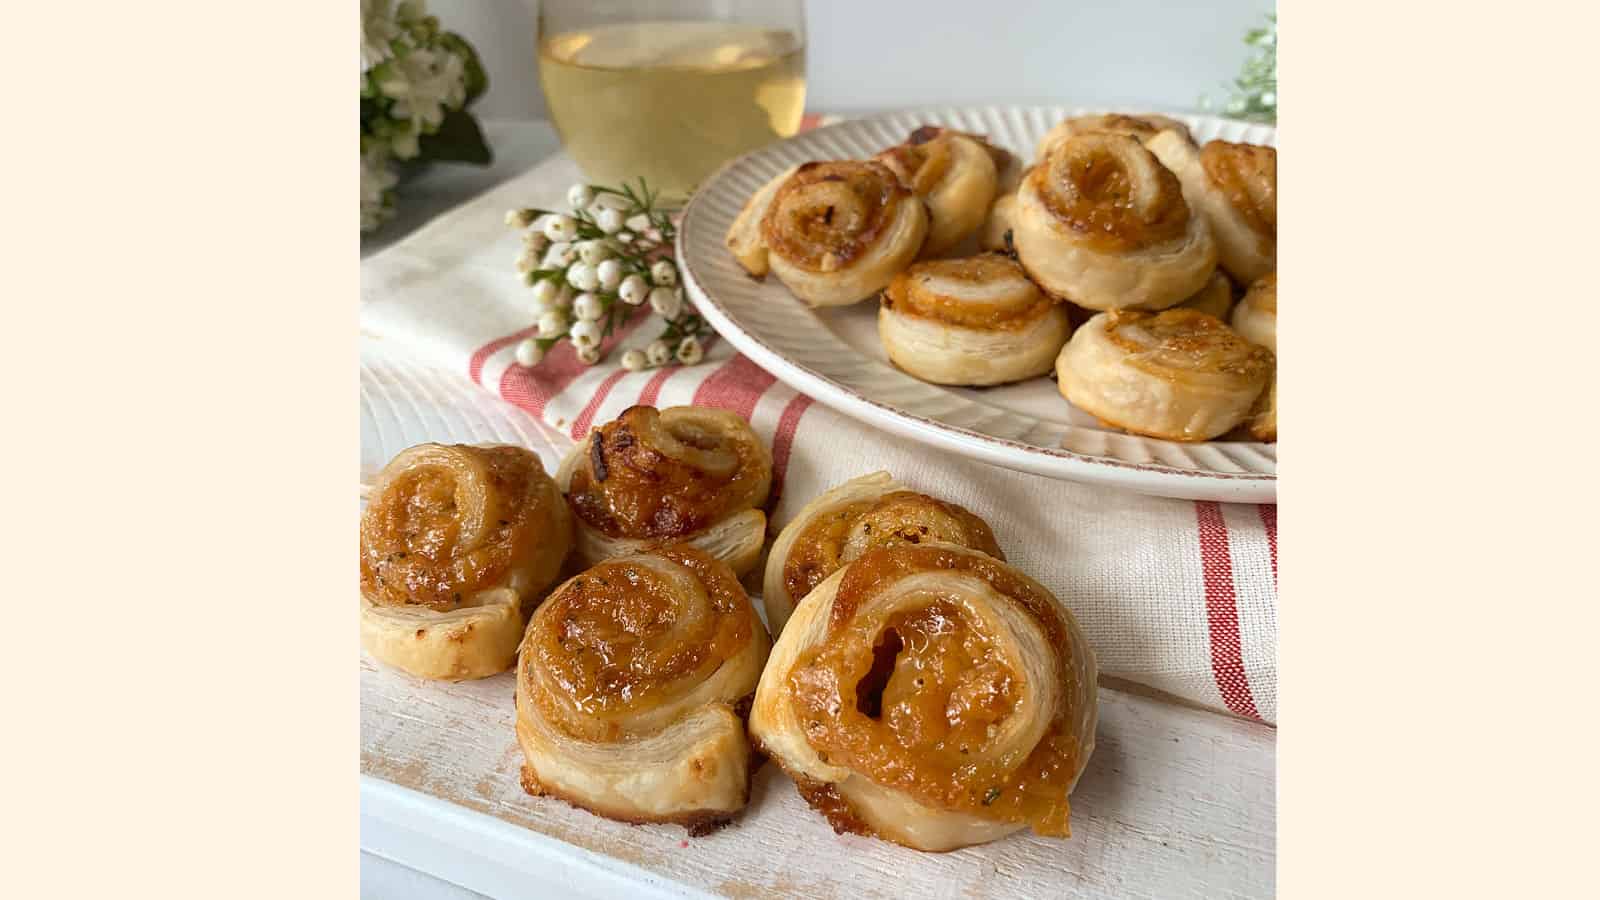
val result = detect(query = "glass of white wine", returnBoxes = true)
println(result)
[538,0,807,205]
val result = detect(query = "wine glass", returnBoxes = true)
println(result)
[537,0,808,204]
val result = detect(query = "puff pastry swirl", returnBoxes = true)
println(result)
[1014,132,1218,310]
[751,542,1097,852]
[761,471,1004,635]
[360,444,572,680]
[1231,272,1277,441]
[875,126,1005,257]
[1147,133,1277,284]
[516,545,771,832]
[557,405,772,577]
[1034,112,1194,161]
[879,253,1072,386]
[756,160,929,307]
[1055,308,1273,441]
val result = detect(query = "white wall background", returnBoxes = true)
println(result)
[430,0,1274,120]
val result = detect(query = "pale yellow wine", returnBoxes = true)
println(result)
[539,21,806,203]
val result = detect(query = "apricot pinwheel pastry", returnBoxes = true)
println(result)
[750,542,1098,852]
[724,163,802,277]
[743,160,929,307]
[1231,272,1277,441]
[360,444,572,681]
[874,126,1006,258]
[1178,271,1236,321]
[1055,308,1273,442]
[878,253,1072,386]
[1014,132,1218,311]
[761,471,1004,634]
[516,546,771,832]
[1147,133,1277,284]
[557,405,773,577]
[1034,112,1193,161]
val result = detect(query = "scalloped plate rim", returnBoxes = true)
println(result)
[677,105,1276,503]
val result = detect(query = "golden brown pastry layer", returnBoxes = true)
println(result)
[1056,308,1273,441]
[875,126,1006,257]
[1147,133,1276,284]
[557,405,772,577]
[1014,132,1218,310]
[761,472,1004,635]
[517,545,770,830]
[750,542,1097,852]
[757,160,929,307]
[360,443,572,680]
[879,254,1072,386]
[1034,112,1194,161]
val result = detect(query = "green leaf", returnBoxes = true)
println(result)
[440,32,489,106]
[417,109,493,165]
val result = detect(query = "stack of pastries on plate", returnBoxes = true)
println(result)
[726,113,1278,443]
[362,406,1098,850]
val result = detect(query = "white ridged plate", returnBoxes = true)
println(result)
[678,106,1276,503]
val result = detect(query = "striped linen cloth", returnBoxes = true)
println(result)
[359,117,1277,725]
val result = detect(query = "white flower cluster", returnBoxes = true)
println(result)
[360,0,476,232]
[505,182,711,370]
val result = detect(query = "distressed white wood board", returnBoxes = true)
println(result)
[359,336,1276,898]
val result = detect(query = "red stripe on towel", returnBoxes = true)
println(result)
[1196,501,1263,722]
[767,393,815,509]
[691,354,776,420]
[1259,504,1277,585]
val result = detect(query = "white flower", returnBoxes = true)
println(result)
[514,338,543,368]
[554,284,577,307]
[360,143,398,232]
[577,240,612,265]
[544,215,578,242]
[531,278,559,305]
[576,345,602,366]
[520,270,539,286]
[505,208,535,229]
[1261,91,1276,108]
[626,213,651,233]
[567,184,595,210]
[566,261,600,291]
[573,292,605,322]
[361,0,401,69]
[621,349,648,372]
[570,319,603,349]
[538,310,569,338]
[543,241,576,268]
[646,340,672,367]
[379,47,465,132]
[648,287,682,320]
[596,258,623,290]
[614,230,634,244]
[596,208,626,234]
[515,249,540,274]
[522,231,549,254]
[619,274,649,305]
[650,260,678,286]
[676,336,704,366]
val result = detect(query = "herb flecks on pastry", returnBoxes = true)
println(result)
[751,542,1097,852]
[360,443,572,680]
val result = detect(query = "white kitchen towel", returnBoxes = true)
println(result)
[360,140,1277,726]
